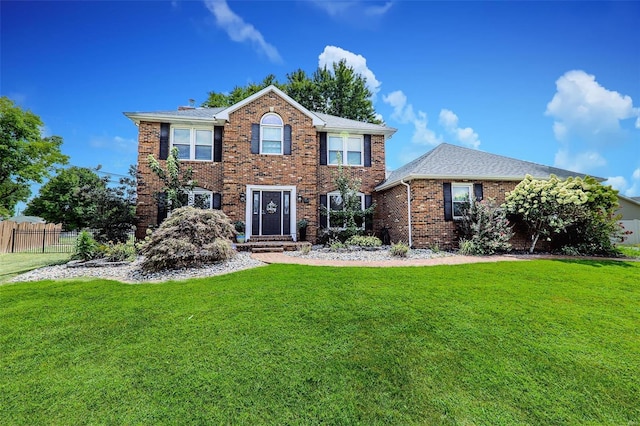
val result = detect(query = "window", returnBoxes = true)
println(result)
[328,134,363,166]
[171,127,213,161]
[260,113,283,155]
[186,188,213,209]
[452,184,473,219]
[327,191,364,228]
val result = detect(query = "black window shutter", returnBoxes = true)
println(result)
[213,193,222,210]
[473,183,483,202]
[319,194,328,229]
[443,183,453,221]
[283,124,292,155]
[159,123,170,160]
[251,123,260,154]
[157,192,168,224]
[364,134,372,167]
[365,194,373,231]
[319,132,327,165]
[214,126,223,162]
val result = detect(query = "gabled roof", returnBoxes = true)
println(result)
[124,85,396,137]
[376,143,598,191]
[214,85,325,126]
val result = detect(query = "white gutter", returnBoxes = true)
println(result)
[400,179,412,248]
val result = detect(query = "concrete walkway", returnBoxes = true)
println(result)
[250,252,526,267]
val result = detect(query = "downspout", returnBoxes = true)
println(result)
[400,179,412,248]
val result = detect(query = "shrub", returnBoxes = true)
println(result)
[317,227,361,245]
[104,239,137,262]
[72,231,101,261]
[345,235,382,247]
[330,241,348,251]
[140,207,236,272]
[456,199,513,255]
[390,241,409,257]
[299,244,311,255]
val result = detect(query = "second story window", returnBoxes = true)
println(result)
[260,113,283,155]
[328,134,363,166]
[171,127,213,161]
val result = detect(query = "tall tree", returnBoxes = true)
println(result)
[202,62,381,124]
[24,166,104,230]
[0,97,68,216]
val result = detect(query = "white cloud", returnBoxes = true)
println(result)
[382,90,441,146]
[203,0,282,63]
[438,109,481,149]
[554,149,607,174]
[604,176,628,192]
[605,170,640,196]
[318,46,382,96]
[309,1,393,19]
[546,70,640,144]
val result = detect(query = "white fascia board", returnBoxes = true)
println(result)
[317,126,396,138]
[123,112,223,126]
[375,174,536,192]
[217,85,325,126]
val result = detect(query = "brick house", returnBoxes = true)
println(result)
[125,85,396,242]
[126,86,590,250]
[374,143,589,250]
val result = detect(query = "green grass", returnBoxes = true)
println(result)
[1,260,639,424]
[0,252,70,283]
[618,244,640,259]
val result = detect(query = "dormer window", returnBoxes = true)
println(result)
[260,113,283,155]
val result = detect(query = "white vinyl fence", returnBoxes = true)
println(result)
[620,220,640,245]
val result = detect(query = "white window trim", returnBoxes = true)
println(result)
[328,134,364,167]
[185,187,214,209]
[170,126,214,161]
[452,183,473,219]
[260,113,283,155]
[326,191,365,229]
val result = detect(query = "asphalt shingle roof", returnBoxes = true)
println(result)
[378,143,597,190]
[312,112,392,133]
[124,107,226,120]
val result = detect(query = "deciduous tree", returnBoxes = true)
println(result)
[0,96,68,216]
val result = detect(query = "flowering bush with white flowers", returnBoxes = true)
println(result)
[504,175,622,255]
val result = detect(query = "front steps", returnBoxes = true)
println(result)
[236,235,311,253]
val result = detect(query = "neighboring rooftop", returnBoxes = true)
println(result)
[377,143,598,191]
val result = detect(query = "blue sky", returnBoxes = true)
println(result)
[2,0,639,209]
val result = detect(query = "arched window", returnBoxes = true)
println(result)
[260,113,283,155]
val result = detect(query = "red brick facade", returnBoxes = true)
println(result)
[376,179,532,250]
[134,91,387,242]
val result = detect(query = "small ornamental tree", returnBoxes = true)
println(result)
[503,174,621,254]
[320,156,374,242]
[147,147,196,216]
[140,207,235,272]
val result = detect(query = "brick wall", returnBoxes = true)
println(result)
[136,122,224,239]
[377,179,533,250]
[135,91,388,242]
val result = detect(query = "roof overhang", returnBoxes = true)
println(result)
[375,174,563,192]
[618,194,640,206]
[123,112,225,127]
[316,125,396,138]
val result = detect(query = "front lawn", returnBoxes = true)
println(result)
[1,260,638,424]
[0,252,70,283]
